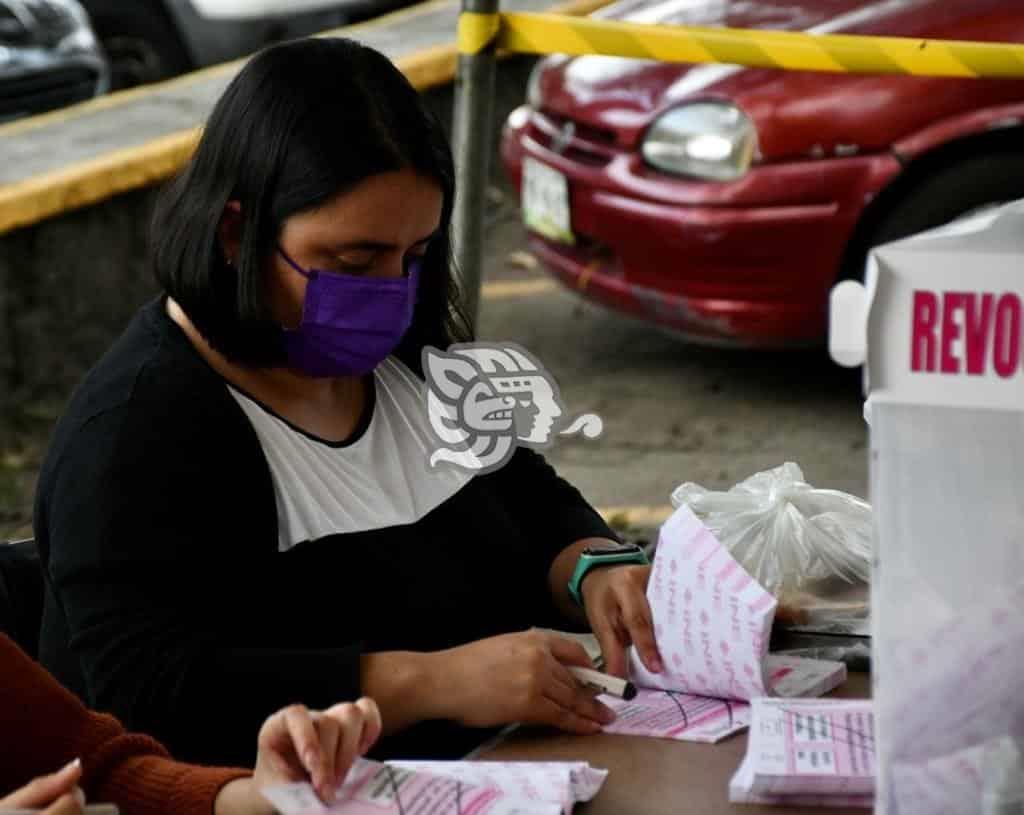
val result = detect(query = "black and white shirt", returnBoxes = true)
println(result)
[34,296,616,768]
[227,357,474,550]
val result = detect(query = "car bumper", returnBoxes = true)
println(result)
[502,106,901,347]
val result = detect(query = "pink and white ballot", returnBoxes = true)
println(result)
[729,697,874,808]
[262,758,607,815]
[601,505,847,743]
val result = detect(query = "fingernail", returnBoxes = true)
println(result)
[62,758,81,772]
[599,706,617,724]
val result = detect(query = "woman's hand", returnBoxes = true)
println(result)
[0,758,85,814]
[215,699,382,815]
[255,699,382,801]
[581,563,663,679]
[431,630,617,734]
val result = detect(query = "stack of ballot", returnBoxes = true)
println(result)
[263,758,607,815]
[729,697,874,808]
[596,505,848,743]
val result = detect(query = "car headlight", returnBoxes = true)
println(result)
[641,102,758,182]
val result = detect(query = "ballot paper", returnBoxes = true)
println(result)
[389,760,607,813]
[600,505,847,743]
[603,654,847,743]
[262,758,607,815]
[728,697,874,808]
[890,736,1023,815]
[881,578,1024,766]
[874,578,1024,814]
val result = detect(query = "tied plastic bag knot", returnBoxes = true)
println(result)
[670,462,872,599]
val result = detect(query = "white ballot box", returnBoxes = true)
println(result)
[829,201,1024,815]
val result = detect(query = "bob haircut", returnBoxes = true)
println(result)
[151,36,472,373]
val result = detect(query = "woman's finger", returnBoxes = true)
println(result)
[544,634,595,669]
[618,589,663,673]
[0,759,82,808]
[533,697,603,735]
[257,710,303,779]
[323,704,364,792]
[588,611,628,678]
[353,697,382,755]
[282,705,326,791]
[311,712,339,802]
[42,792,84,815]
[546,663,617,726]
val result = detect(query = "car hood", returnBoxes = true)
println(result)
[536,0,1024,158]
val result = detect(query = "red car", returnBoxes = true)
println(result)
[501,0,1024,347]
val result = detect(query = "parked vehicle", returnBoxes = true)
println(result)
[501,0,1024,347]
[78,0,416,89]
[0,0,108,123]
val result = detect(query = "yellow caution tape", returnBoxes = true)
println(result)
[458,10,503,54]
[458,11,1024,78]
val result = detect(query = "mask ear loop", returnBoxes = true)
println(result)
[403,257,422,279]
[277,246,316,279]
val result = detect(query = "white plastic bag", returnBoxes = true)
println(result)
[670,462,872,599]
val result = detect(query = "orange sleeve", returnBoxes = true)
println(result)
[0,634,250,815]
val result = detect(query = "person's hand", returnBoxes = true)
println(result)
[255,699,382,802]
[581,563,663,678]
[215,699,382,815]
[433,630,617,734]
[0,758,85,814]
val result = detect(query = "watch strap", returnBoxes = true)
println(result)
[568,546,649,606]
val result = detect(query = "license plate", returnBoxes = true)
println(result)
[522,157,574,245]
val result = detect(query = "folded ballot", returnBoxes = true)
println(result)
[729,697,874,808]
[599,505,847,743]
[262,758,607,815]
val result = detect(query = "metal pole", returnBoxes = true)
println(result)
[451,0,499,330]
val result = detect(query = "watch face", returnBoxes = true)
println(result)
[583,542,642,557]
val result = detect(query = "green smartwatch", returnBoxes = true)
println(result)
[568,541,649,606]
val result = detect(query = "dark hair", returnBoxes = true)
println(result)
[151,36,473,373]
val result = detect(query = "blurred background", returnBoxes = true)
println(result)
[4,0,1023,543]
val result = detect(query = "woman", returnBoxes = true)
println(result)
[33,36,661,768]
[0,633,381,814]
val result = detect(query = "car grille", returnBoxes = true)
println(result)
[530,110,618,167]
[25,0,78,45]
[0,66,99,119]
[544,111,616,145]
[0,4,31,45]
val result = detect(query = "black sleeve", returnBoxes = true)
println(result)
[488,445,621,568]
[38,378,363,768]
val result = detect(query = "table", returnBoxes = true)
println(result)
[481,673,871,815]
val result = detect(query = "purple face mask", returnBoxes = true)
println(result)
[278,247,420,378]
